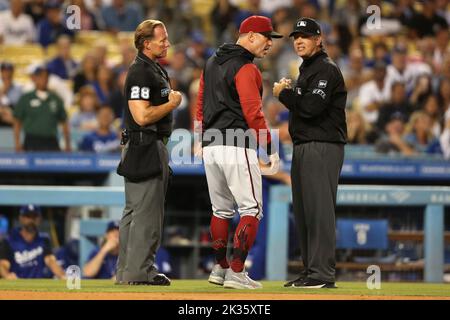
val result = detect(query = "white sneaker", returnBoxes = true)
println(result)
[208,264,227,285]
[223,268,262,289]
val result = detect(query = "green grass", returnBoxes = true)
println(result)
[0,280,449,297]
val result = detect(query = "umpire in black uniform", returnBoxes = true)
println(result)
[273,18,347,288]
[116,19,182,285]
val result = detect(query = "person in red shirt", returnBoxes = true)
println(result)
[196,15,282,289]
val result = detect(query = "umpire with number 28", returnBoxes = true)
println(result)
[273,18,347,289]
[116,20,182,285]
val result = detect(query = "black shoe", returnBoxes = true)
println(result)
[292,278,336,289]
[283,275,307,287]
[128,274,171,286]
[149,274,171,286]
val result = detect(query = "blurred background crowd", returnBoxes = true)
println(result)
[0,0,449,281]
[0,0,448,158]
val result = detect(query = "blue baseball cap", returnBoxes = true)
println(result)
[20,205,42,216]
[106,220,119,232]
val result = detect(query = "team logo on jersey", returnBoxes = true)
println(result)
[161,88,170,97]
[30,99,41,108]
[49,100,57,113]
[296,87,302,95]
[318,80,327,88]
[14,246,44,265]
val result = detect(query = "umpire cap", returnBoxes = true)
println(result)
[289,18,322,37]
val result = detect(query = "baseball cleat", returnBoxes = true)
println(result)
[291,278,337,289]
[223,268,262,289]
[128,274,171,286]
[208,264,227,285]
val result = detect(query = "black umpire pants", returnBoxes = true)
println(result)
[291,141,344,283]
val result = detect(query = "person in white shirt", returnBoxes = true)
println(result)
[440,118,450,160]
[0,0,35,45]
[358,60,390,125]
[385,44,431,97]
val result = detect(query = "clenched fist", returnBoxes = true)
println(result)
[168,90,182,108]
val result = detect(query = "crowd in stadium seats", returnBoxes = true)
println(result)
[0,0,449,158]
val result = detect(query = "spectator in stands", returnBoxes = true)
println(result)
[358,60,391,125]
[423,94,443,138]
[440,118,450,159]
[375,112,415,156]
[211,0,239,46]
[385,44,432,95]
[108,70,127,119]
[341,46,372,108]
[13,65,71,152]
[101,0,143,33]
[432,28,449,73]
[83,0,105,30]
[91,65,113,105]
[0,62,22,126]
[78,105,120,153]
[92,40,109,66]
[0,0,35,45]
[37,0,74,48]
[404,111,441,154]
[83,221,119,279]
[112,42,136,76]
[323,36,346,69]
[24,0,46,24]
[54,239,79,271]
[69,0,99,31]
[438,78,450,121]
[366,42,391,68]
[0,205,66,280]
[377,82,412,133]
[46,35,78,80]
[408,0,448,38]
[346,109,368,145]
[233,0,270,30]
[70,85,99,131]
[409,74,433,111]
[185,30,215,69]
[167,47,194,95]
[436,0,450,24]
[73,52,97,94]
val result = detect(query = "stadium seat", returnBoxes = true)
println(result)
[336,218,389,250]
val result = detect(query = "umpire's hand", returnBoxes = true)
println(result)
[273,78,292,98]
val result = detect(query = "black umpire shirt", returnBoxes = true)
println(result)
[279,50,347,144]
[124,51,173,137]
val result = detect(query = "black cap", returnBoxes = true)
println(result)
[20,205,42,216]
[45,0,61,9]
[289,18,322,37]
[0,62,14,71]
[30,64,48,75]
[106,220,119,232]
[389,111,406,123]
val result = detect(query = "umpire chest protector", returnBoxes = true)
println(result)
[117,51,173,181]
